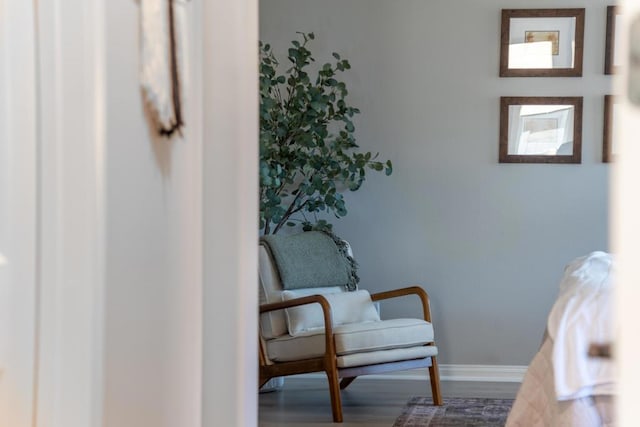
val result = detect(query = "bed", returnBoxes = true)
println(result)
[506,251,616,426]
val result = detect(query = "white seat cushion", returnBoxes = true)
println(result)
[337,346,437,368]
[333,318,433,355]
[266,318,436,367]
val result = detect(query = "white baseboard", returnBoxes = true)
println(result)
[294,364,526,383]
[439,364,526,383]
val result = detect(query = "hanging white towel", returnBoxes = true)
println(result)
[140,0,185,136]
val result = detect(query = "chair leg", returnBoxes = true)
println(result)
[326,367,343,422]
[339,376,357,390]
[429,356,443,405]
[259,377,270,389]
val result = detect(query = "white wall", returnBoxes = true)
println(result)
[260,0,611,365]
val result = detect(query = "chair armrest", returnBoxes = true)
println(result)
[259,294,337,360]
[260,294,330,316]
[370,286,433,323]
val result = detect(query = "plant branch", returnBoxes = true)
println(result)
[273,192,308,234]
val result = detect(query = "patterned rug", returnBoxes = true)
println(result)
[392,397,514,426]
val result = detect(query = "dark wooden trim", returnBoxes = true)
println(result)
[326,366,342,422]
[499,96,583,164]
[339,376,357,390]
[588,343,613,358]
[500,8,585,77]
[605,6,621,75]
[261,358,326,378]
[603,95,617,163]
[158,0,184,136]
[370,286,432,323]
[429,356,443,405]
[260,294,331,315]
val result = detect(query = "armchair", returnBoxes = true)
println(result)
[258,235,442,423]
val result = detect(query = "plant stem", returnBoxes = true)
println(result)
[272,192,307,234]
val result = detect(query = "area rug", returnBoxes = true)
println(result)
[392,397,514,426]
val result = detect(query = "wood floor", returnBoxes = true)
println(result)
[258,376,520,426]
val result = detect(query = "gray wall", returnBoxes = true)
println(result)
[260,0,610,365]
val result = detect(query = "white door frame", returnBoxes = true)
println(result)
[1,0,107,426]
[201,1,259,426]
[614,2,640,425]
[2,0,260,426]
[0,1,39,426]
[34,0,107,426]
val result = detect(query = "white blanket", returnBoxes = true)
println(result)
[547,251,615,400]
[506,252,616,426]
[506,336,614,426]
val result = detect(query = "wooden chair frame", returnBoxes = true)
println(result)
[259,285,442,423]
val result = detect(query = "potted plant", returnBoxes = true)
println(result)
[259,33,392,235]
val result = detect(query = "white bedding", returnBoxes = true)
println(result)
[506,252,616,426]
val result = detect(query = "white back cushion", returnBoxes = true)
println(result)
[282,289,380,336]
[259,244,346,338]
[259,241,357,339]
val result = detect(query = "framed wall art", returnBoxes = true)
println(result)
[605,6,623,75]
[603,95,621,162]
[500,8,585,77]
[499,96,583,164]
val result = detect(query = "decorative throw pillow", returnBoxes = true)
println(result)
[282,289,380,336]
[261,231,359,290]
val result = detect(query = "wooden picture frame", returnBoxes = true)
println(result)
[500,96,583,164]
[605,6,622,75]
[603,95,620,162]
[500,9,585,77]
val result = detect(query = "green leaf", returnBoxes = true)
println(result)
[385,160,393,176]
[310,101,323,112]
[259,33,391,232]
[345,121,355,132]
